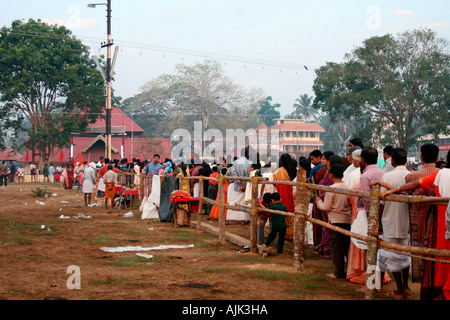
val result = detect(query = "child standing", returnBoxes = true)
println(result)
[262,192,288,254]
[315,164,352,279]
[258,193,273,245]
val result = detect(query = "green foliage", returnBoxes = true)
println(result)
[31,187,51,198]
[122,60,264,137]
[289,94,318,122]
[257,96,281,126]
[0,19,105,160]
[313,29,450,149]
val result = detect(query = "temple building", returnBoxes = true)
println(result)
[20,106,171,166]
[270,119,325,156]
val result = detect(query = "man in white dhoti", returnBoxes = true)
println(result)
[82,162,97,207]
[373,148,411,299]
[227,148,253,223]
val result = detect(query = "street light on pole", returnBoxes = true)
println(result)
[88,0,113,160]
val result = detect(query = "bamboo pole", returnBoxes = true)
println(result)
[250,176,260,253]
[139,172,145,200]
[218,175,226,244]
[293,168,307,270]
[365,183,381,300]
[197,176,204,231]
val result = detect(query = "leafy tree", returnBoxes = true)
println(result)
[290,94,318,122]
[257,96,281,126]
[313,29,450,149]
[124,60,264,138]
[0,19,104,167]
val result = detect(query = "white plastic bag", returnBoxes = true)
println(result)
[350,209,368,250]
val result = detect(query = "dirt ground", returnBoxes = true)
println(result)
[0,182,421,301]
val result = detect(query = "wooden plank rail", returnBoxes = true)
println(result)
[136,168,450,300]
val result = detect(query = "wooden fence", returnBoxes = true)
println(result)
[119,168,450,300]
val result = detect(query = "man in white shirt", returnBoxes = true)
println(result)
[226,147,253,222]
[383,145,395,173]
[373,147,411,299]
[343,147,361,187]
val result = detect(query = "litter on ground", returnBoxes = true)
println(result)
[100,244,195,253]
[136,253,154,259]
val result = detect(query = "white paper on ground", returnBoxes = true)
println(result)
[136,253,154,259]
[100,244,194,253]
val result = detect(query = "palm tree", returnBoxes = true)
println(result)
[291,94,318,122]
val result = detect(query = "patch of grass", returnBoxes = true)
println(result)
[246,270,290,281]
[5,223,41,232]
[104,256,151,267]
[202,267,238,274]
[90,277,137,286]
[31,187,51,198]
[236,256,267,263]
[82,237,115,244]
[3,235,33,245]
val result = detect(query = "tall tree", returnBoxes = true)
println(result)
[124,60,264,137]
[313,29,450,149]
[257,96,281,126]
[290,94,318,122]
[0,19,104,167]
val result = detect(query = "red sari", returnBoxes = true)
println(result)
[273,167,295,240]
[62,168,73,189]
[419,170,450,296]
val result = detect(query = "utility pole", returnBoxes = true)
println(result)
[105,0,112,160]
[88,0,114,159]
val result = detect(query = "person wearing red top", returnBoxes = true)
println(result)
[97,158,110,198]
[206,166,220,218]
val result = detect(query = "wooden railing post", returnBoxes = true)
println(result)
[250,176,260,253]
[218,175,226,243]
[293,168,307,270]
[197,176,204,231]
[365,183,381,300]
[139,172,145,200]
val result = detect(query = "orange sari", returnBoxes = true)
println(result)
[273,167,295,240]
[210,183,228,219]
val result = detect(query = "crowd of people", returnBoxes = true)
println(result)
[189,140,449,300]
[305,140,449,300]
[1,140,449,300]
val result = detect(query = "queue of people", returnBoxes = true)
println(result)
[307,141,449,300]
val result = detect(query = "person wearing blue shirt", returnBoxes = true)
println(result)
[49,163,55,183]
[144,154,163,176]
[308,150,323,182]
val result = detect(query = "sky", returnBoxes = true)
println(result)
[2,0,450,117]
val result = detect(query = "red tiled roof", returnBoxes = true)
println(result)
[87,106,144,133]
[0,148,23,161]
[270,122,325,132]
[256,123,268,130]
[19,136,171,164]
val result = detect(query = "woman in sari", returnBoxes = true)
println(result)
[61,165,73,189]
[210,168,229,220]
[273,154,296,241]
[317,152,340,259]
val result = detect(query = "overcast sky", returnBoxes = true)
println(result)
[3,0,450,116]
